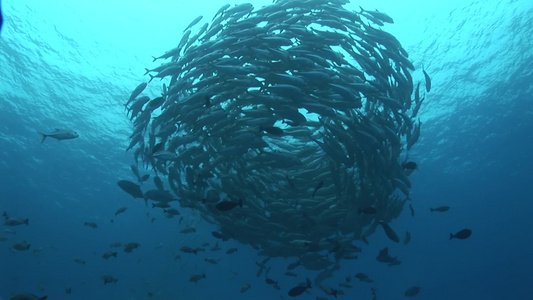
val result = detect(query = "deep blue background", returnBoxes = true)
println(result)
[0,0,532,299]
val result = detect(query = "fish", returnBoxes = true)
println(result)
[240,284,251,293]
[12,241,30,251]
[402,161,418,170]
[38,129,78,143]
[403,231,411,245]
[117,180,145,200]
[226,247,238,254]
[127,82,148,105]
[358,206,377,214]
[8,293,48,300]
[180,226,196,233]
[404,286,421,297]
[284,271,297,277]
[73,258,86,265]
[3,218,29,226]
[124,242,141,253]
[215,199,243,211]
[101,275,118,284]
[355,273,373,283]
[83,222,97,229]
[140,174,150,182]
[409,203,415,217]
[0,0,3,33]
[430,206,450,212]
[114,207,127,216]
[184,15,203,32]
[288,277,312,297]
[180,245,202,255]
[164,208,180,217]
[102,251,117,259]
[189,273,206,283]
[422,67,431,92]
[65,286,71,294]
[450,228,472,240]
[379,220,400,243]
[312,181,324,198]
[0,236,8,241]
[204,258,219,265]
[260,125,284,135]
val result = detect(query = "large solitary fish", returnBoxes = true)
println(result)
[38,129,79,143]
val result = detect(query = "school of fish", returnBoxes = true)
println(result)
[124,0,425,273]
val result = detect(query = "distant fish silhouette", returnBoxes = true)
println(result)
[0,1,3,33]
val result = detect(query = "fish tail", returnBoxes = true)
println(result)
[39,132,47,143]
[238,198,243,208]
[430,208,434,212]
[24,218,29,225]
[449,233,454,240]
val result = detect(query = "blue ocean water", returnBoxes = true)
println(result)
[0,0,532,299]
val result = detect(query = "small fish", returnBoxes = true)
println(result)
[204,258,219,265]
[114,207,127,216]
[265,277,277,285]
[8,293,48,300]
[38,129,79,143]
[287,261,300,270]
[184,15,203,32]
[312,181,324,198]
[404,286,421,297]
[117,180,145,200]
[0,236,8,242]
[226,247,238,254]
[65,286,71,294]
[403,231,411,245]
[189,273,206,283]
[288,277,312,297]
[83,222,97,229]
[422,67,431,92]
[355,272,374,283]
[430,206,450,212]
[101,275,118,285]
[215,199,243,211]
[140,174,150,182]
[240,284,251,293]
[164,208,180,216]
[12,240,31,251]
[180,245,201,255]
[260,125,284,136]
[284,271,297,277]
[3,218,29,226]
[402,161,418,170]
[450,228,472,240]
[180,226,196,234]
[73,258,86,265]
[409,203,415,217]
[124,242,140,253]
[358,206,377,214]
[102,252,117,259]
[379,220,400,243]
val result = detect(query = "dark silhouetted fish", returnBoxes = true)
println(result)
[403,231,411,245]
[404,286,421,297]
[409,203,415,217]
[8,293,48,300]
[117,180,144,199]
[422,67,431,92]
[358,206,377,214]
[312,181,324,198]
[260,125,284,135]
[101,275,118,285]
[379,220,400,243]
[430,206,449,212]
[402,161,418,170]
[288,277,311,297]
[215,199,243,211]
[38,129,78,143]
[450,228,472,240]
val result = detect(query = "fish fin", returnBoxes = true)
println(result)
[24,218,29,225]
[449,233,454,240]
[39,132,47,143]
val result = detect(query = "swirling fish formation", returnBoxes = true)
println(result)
[126,0,423,271]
